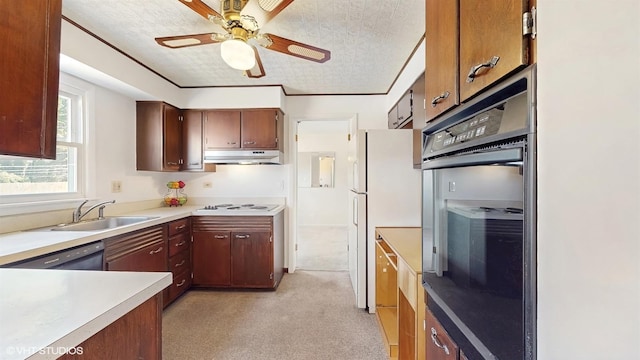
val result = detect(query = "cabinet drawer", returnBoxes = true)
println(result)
[426,309,459,360]
[168,218,189,236]
[107,241,166,272]
[168,268,191,302]
[169,249,190,274]
[169,231,190,257]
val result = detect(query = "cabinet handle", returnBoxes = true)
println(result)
[176,279,186,287]
[392,121,398,126]
[188,162,200,166]
[243,141,256,145]
[227,142,237,145]
[235,234,250,239]
[466,56,500,83]
[430,327,450,355]
[175,224,186,230]
[174,260,186,268]
[431,91,450,107]
[175,241,186,247]
[214,235,227,239]
[149,247,163,255]
[167,162,179,165]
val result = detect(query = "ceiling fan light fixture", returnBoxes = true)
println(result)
[220,39,255,70]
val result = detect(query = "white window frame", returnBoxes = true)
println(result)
[0,73,96,216]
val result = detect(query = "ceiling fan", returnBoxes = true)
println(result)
[155,0,331,78]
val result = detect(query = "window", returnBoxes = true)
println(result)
[0,84,86,203]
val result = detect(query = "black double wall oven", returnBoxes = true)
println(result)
[421,66,536,360]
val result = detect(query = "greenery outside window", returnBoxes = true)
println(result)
[0,85,86,203]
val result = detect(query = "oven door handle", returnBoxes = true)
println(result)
[422,148,523,170]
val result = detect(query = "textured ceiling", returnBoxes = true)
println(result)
[61,0,425,95]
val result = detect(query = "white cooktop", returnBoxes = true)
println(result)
[192,204,283,216]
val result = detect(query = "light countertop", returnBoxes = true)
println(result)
[0,269,172,360]
[375,227,422,273]
[0,204,285,266]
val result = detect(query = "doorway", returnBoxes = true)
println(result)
[295,120,350,271]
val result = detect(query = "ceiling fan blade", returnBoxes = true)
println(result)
[260,33,331,63]
[178,0,222,21]
[155,33,223,49]
[244,46,266,78]
[241,0,294,26]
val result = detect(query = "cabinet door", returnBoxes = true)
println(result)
[459,0,529,101]
[192,231,231,286]
[426,309,459,360]
[204,110,241,149]
[231,230,273,287]
[241,110,278,149]
[425,0,459,122]
[396,90,413,128]
[387,107,399,129]
[182,110,203,170]
[398,291,416,360]
[106,241,166,272]
[0,0,61,159]
[163,104,182,171]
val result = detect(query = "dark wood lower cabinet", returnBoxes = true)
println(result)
[104,226,167,272]
[192,230,231,286]
[165,218,191,306]
[104,225,170,306]
[191,212,284,289]
[231,230,273,287]
[426,308,459,360]
[58,293,162,360]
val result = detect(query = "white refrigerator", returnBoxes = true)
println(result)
[348,129,422,311]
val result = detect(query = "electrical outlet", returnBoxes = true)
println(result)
[203,181,213,188]
[111,180,122,193]
[448,181,456,192]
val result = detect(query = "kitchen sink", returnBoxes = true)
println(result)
[47,216,159,231]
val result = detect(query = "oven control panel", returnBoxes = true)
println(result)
[432,107,503,151]
[423,88,529,158]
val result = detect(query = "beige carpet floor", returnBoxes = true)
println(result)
[162,270,387,360]
[296,225,349,271]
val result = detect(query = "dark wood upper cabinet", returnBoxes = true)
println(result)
[388,90,414,129]
[426,0,533,122]
[459,0,530,102]
[204,110,241,149]
[182,110,204,171]
[204,109,283,150]
[136,101,182,172]
[425,0,459,122]
[241,109,279,149]
[0,0,62,159]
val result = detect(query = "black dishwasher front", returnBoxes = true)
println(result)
[4,241,104,270]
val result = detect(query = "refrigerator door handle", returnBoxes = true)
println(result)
[352,197,358,226]
[352,161,358,191]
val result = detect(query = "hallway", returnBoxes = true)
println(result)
[296,225,348,271]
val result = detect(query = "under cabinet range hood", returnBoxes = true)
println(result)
[203,150,283,165]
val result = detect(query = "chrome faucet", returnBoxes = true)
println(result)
[73,200,116,223]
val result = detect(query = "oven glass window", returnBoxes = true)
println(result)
[429,163,524,359]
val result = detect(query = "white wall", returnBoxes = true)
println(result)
[296,124,350,226]
[536,1,640,358]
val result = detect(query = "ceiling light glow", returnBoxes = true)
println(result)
[220,39,255,70]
